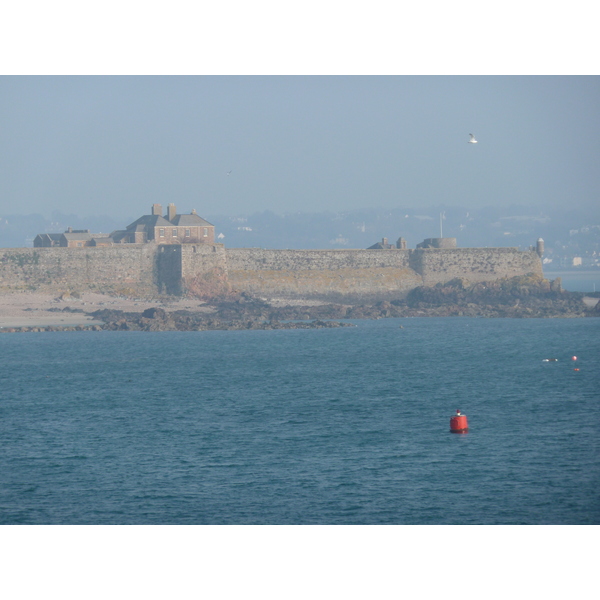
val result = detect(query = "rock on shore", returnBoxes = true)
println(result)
[87,306,354,332]
[1,275,598,333]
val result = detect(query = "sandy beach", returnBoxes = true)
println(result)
[1,290,597,330]
[0,292,208,328]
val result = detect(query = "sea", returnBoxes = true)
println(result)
[1,317,599,525]
[543,270,600,293]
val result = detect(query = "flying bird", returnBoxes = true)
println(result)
[226,170,232,176]
[468,134,478,144]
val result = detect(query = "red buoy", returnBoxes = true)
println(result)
[450,410,469,433]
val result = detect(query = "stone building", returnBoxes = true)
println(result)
[34,228,111,248]
[367,237,407,250]
[34,204,215,247]
[416,237,457,249]
[33,233,63,247]
[110,203,215,245]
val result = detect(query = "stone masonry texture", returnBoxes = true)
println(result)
[0,244,543,302]
[0,246,157,296]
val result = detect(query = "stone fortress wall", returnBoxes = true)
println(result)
[0,242,544,303]
[181,244,544,303]
[412,247,543,287]
[221,247,420,303]
[0,246,157,296]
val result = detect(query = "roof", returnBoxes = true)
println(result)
[63,233,97,242]
[109,230,131,242]
[125,215,171,231]
[170,213,214,227]
[35,233,62,241]
[367,242,395,250]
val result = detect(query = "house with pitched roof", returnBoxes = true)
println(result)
[34,228,112,248]
[110,204,215,244]
[34,204,215,247]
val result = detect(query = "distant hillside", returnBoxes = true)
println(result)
[205,205,600,270]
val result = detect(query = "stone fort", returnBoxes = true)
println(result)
[1,205,544,303]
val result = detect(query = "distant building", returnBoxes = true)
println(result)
[416,237,457,249]
[367,237,407,250]
[109,204,215,245]
[34,228,111,248]
[34,204,215,248]
[33,233,62,247]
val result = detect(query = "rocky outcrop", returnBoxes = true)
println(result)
[400,274,591,317]
[88,306,354,331]
[84,277,599,328]
[2,275,597,333]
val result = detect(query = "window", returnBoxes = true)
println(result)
[203,228,208,237]
[172,229,178,237]
[185,229,190,237]
[159,228,165,238]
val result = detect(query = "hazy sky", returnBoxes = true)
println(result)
[1,76,598,219]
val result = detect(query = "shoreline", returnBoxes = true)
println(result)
[0,292,210,329]
[0,286,598,332]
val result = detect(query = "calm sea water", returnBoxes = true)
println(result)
[1,317,598,525]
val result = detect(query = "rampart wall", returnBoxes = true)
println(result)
[177,244,229,297]
[0,246,157,296]
[413,247,543,286]
[0,244,544,303]
[221,248,420,303]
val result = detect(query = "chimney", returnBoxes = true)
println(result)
[167,203,177,222]
[152,204,162,216]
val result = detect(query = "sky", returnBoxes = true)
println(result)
[1,76,598,221]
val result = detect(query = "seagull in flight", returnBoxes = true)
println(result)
[468,134,478,144]
[226,170,232,176]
